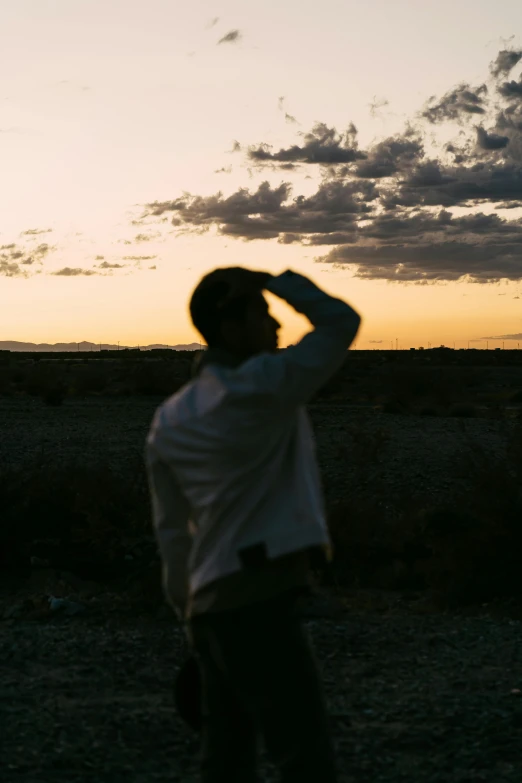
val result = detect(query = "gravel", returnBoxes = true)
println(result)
[2,396,522,781]
[1,595,521,783]
[0,397,516,501]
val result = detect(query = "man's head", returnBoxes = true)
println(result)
[189,267,280,358]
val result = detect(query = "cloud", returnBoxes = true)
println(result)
[21,228,53,236]
[354,130,423,178]
[422,83,487,123]
[52,267,98,276]
[277,96,298,124]
[248,123,366,165]
[478,333,522,340]
[476,126,510,150]
[134,232,160,242]
[368,340,384,344]
[119,232,160,244]
[490,49,522,78]
[218,30,241,45]
[0,241,54,277]
[142,49,522,284]
[149,265,157,270]
[215,165,233,174]
[369,97,389,117]
[96,261,126,269]
[143,179,375,242]
[498,77,522,99]
[207,17,219,28]
[122,255,157,261]
[95,255,104,260]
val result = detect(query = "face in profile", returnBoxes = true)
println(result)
[221,292,280,357]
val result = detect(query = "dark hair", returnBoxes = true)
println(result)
[189,268,253,346]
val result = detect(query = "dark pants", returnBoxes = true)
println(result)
[187,591,338,783]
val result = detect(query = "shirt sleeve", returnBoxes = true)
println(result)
[244,270,361,408]
[145,445,192,620]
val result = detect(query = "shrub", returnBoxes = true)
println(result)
[0,453,153,581]
[70,365,109,395]
[324,426,522,607]
[132,362,187,396]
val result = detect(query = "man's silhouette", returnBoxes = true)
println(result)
[146,267,361,782]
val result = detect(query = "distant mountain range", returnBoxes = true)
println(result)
[0,341,203,352]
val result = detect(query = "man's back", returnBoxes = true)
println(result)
[146,269,361,618]
[148,352,328,596]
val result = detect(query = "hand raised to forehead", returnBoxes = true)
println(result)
[214,268,272,310]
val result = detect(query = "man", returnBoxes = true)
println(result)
[146,267,361,782]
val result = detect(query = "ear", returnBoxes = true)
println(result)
[220,319,241,347]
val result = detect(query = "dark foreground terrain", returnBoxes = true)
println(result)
[2,589,522,783]
[2,351,522,781]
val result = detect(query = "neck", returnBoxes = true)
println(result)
[192,346,249,377]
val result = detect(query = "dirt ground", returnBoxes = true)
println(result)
[2,588,522,783]
[2,396,522,781]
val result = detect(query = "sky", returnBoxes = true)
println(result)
[1,0,522,349]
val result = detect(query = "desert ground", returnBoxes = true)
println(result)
[2,350,522,781]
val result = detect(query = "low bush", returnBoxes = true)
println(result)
[0,452,153,582]
[326,426,522,607]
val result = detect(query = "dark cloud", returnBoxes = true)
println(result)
[95,255,104,260]
[490,49,522,78]
[354,130,423,178]
[21,228,52,236]
[52,267,98,276]
[218,30,241,45]
[215,165,232,174]
[142,49,522,284]
[248,123,365,165]
[144,180,375,242]
[476,126,510,150]
[149,265,157,270]
[387,161,522,209]
[320,239,522,283]
[498,77,522,99]
[422,83,487,123]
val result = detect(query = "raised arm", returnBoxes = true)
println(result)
[247,269,361,407]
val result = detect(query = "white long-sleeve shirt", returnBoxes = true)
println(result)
[145,270,361,618]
